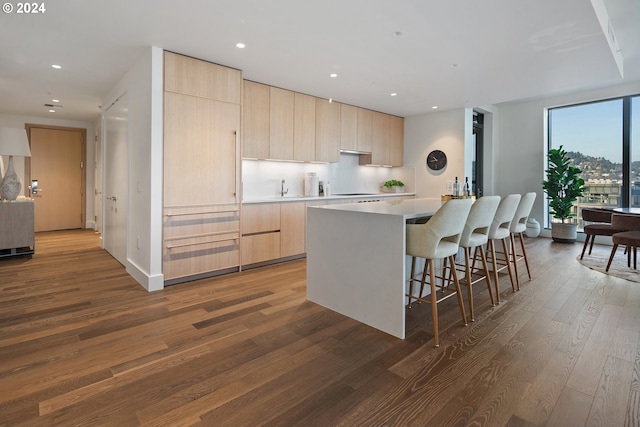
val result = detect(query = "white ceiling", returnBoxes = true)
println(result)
[1,0,639,122]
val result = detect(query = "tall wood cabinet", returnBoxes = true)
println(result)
[163,51,242,283]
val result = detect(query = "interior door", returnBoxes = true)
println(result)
[94,126,103,234]
[28,126,85,232]
[103,93,129,266]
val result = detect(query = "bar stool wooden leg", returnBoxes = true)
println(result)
[408,256,416,308]
[429,259,439,347]
[488,239,501,304]
[510,232,521,291]
[518,232,532,280]
[478,245,495,306]
[463,247,475,321]
[450,255,468,327]
[502,238,517,292]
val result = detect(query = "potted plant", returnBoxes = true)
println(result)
[541,145,585,243]
[382,179,405,193]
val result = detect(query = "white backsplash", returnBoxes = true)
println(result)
[242,153,415,199]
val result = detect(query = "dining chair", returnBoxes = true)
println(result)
[457,195,501,322]
[486,194,521,303]
[580,208,626,260]
[406,198,472,347]
[509,192,536,290]
[606,214,640,272]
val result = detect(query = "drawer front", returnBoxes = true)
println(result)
[242,203,280,234]
[163,233,240,281]
[241,232,281,265]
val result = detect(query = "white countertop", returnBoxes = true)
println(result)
[310,197,443,219]
[242,192,415,204]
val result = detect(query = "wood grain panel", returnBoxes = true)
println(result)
[164,51,241,104]
[293,92,316,162]
[242,80,270,159]
[339,103,358,152]
[315,98,340,163]
[280,201,306,257]
[356,107,373,153]
[269,87,294,160]
[241,203,280,235]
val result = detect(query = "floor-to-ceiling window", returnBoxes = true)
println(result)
[548,94,639,229]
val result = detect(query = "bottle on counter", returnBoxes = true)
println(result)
[325,181,331,196]
[454,176,459,197]
[464,177,470,197]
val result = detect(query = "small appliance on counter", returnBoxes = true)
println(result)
[304,172,319,197]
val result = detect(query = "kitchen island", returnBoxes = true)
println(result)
[306,198,444,339]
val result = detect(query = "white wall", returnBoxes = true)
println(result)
[404,108,467,198]
[494,80,640,233]
[101,46,164,291]
[0,113,96,225]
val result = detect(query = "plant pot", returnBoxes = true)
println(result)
[382,186,404,193]
[551,222,577,243]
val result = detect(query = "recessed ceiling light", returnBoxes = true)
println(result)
[52,99,60,103]
[432,106,439,109]
[393,31,403,37]
[52,64,61,69]
[451,63,459,68]
[330,73,338,78]
[236,43,246,49]
[49,109,55,113]
[390,93,397,97]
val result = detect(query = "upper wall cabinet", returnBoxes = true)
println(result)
[293,93,316,162]
[315,98,340,163]
[242,81,270,159]
[357,108,373,153]
[388,115,404,167]
[339,104,358,152]
[269,87,295,160]
[164,51,241,104]
[359,111,404,167]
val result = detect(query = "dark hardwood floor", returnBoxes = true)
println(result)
[0,229,638,426]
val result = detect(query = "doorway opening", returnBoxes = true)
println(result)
[472,111,485,197]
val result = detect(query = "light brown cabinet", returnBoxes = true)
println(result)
[241,203,281,265]
[360,111,404,166]
[293,93,316,161]
[389,115,404,167]
[357,108,373,153]
[339,104,358,152]
[280,202,306,257]
[163,51,241,283]
[164,51,241,104]
[269,87,295,160]
[242,80,270,159]
[315,99,340,163]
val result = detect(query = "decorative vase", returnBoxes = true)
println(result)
[0,156,22,201]
[551,222,577,243]
[525,218,540,237]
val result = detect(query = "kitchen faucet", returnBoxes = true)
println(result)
[281,179,288,197]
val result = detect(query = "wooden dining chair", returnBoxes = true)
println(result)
[580,208,626,260]
[606,214,640,271]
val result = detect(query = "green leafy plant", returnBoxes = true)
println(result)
[541,145,585,223]
[383,179,405,188]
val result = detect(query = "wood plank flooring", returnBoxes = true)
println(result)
[0,229,639,426]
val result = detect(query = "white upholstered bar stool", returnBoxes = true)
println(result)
[457,195,501,322]
[509,192,536,290]
[486,194,521,304]
[406,198,473,347]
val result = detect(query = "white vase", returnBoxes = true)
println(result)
[0,156,22,201]
[525,218,541,237]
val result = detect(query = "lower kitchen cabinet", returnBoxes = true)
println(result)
[280,201,306,257]
[241,203,281,265]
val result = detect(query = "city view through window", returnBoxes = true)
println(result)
[548,95,639,230]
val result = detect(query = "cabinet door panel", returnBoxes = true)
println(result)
[371,111,390,166]
[164,92,240,207]
[269,87,294,160]
[357,108,373,153]
[316,99,340,163]
[243,81,270,159]
[294,93,316,161]
[389,115,404,166]
[281,202,306,257]
[340,104,358,152]
[164,51,241,104]
[241,203,280,234]
[242,233,281,265]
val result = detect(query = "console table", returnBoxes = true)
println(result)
[0,199,35,258]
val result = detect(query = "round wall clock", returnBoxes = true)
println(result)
[426,150,447,171]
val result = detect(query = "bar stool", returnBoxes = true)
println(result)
[509,192,536,290]
[486,194,520,303]
[406,198,473,347]
[457,195,501,321]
